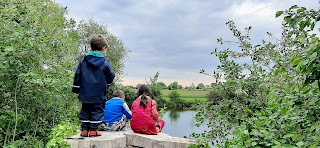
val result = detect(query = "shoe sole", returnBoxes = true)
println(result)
[89,135,102,137]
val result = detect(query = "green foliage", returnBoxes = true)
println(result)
[156,82,167,89]
[195,3,320,147]
[0,0,80,147]
[168,81,180,90]
[147,72,166,105]
[0,0,128,147]
[161,89,209,98]
[161,89,208,108]
[76,19,128,82]
[196,83,206,89]
[158,105,167,117]
[122,86,137,108]
[168,90,181,103]
[46,121,79,148]
[205,90,223,104]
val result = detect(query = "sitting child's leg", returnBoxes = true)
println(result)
[109,115,128,131]
[156,120,165,133]
[159,120,165,130]
[118,115,128,130]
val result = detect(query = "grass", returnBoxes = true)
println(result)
[161,89,209,98]
[163,97,208,103]
[161,89,209,104]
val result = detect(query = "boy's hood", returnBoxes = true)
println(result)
[84,51,105,68]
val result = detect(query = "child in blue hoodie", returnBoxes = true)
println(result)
[101,90,132,131]
[72,34,115,137]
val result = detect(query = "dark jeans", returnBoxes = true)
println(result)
[79,102,105,131]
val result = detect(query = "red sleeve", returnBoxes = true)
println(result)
[151,100,161,122]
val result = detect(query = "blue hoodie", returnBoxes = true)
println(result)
[72,51,115,103]
[102,97,132,125]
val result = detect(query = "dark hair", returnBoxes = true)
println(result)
[137,84,152,108]
[113,90,125,98]
[89,34,108,51]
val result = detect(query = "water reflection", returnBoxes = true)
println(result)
[161,109,209,138]
[168,110,180,121]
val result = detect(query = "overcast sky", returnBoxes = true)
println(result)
[55,0,317,86]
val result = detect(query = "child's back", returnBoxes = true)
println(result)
[76,52,114,103]
[101,90,132,131]
[72,34,115,137]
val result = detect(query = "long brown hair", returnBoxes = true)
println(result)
[137,84,152,108]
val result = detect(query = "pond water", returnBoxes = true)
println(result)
[161,109,209,138]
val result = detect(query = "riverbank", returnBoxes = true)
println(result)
[160,89,208,108]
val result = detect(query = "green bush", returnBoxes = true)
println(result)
[169,90,181,103]
[195,3,320,147]
[0,0,127,147]
[46,121,80,148]
[205,90,223,104]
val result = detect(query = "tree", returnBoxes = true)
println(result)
[196,83,205,89]
[168,81,179,90]
[189,83,196,90]
[156,82,167,89]
[0,0,80,147]
[76,19,128,82]
[195,3,320,147]
[146,72,165,105]
[0,1,129,147]
[168,90,181,103]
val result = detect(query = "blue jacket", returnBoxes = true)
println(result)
[102,97,132,124]
[72,51,115,103]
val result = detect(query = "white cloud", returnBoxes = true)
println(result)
[55,0,319,86]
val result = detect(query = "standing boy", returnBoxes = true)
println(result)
[101,90,132,131]
[72,34,115,137]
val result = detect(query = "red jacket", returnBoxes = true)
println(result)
[130,96,161,135]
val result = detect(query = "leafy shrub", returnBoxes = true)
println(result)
[122,87,137,108]
[169,90,181,103]
[195,4,320,147]
[0,0,128,147]
[46,121,80,148]
[206,90,223,104]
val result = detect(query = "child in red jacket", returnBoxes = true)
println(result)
[130,84,165,134]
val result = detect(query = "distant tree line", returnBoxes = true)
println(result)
[128,82,215,90]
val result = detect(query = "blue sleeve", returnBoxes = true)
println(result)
[104,59,115,85]
[122,102,132,119]
[72,60,82,93]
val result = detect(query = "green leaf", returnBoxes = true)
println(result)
[246,109,253,114]
[297,7,306,13]
[251,142,257,146]
[305,18,311,27]
[299,21,306,30]
[259,66,264,73]
[309,52,317,62]
[283,134,294,139]
[243,130,249,135]
[289,5,298,10]
[309,44,317,50]
[296,141,304,146]
[302,59,309,66]
[292,57,303,66]
[4,46,14,52]
[269,112,279,119]
[276,11,284,17]
[311,22,315,30]
[282,144,295,148]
